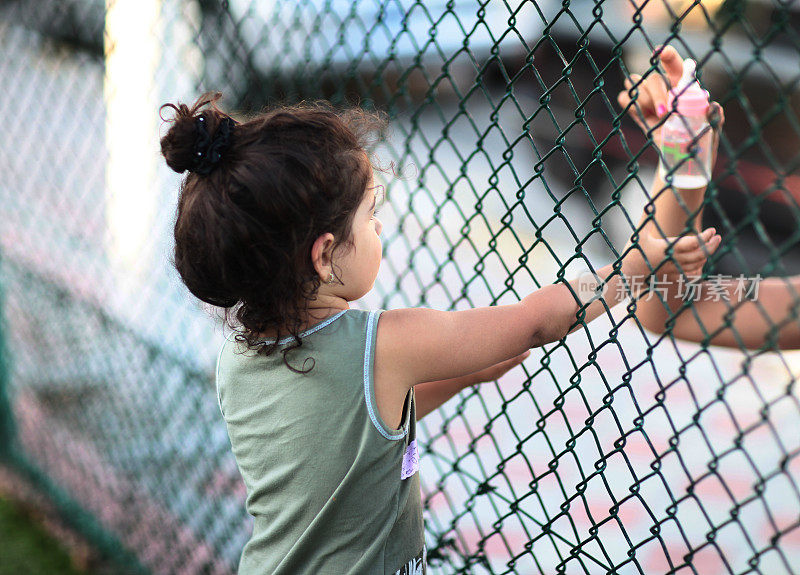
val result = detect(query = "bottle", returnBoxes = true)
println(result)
[658,58,712,189]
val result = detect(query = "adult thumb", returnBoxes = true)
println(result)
[659,45,683,88]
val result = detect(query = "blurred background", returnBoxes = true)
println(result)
[1,0,799,573]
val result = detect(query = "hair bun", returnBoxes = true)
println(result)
[159,92,235,175]
[191,114,237,175]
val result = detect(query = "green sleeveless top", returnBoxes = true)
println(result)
[216,308,426,574]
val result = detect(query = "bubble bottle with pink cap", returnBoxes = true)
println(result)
[658,58,713,189]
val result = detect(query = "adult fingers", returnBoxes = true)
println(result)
[683,235,722,262]
[619,75,653,131]
[625,74,643,90]
[673,228,717,252]
[617,89,631,111]
[707,101,725,130]
[658,45,684,87]
[682,228,717,250]
[707,101,725,166]
[643,74,668,119]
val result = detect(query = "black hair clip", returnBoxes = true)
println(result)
[190,113,238,176]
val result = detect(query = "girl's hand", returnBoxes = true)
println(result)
[462,350,530,386]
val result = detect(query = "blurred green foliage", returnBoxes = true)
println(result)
[0,494,86,575]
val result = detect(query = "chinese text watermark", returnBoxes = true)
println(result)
[576,271,762,303]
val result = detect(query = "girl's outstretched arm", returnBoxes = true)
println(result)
[375,225,717,393]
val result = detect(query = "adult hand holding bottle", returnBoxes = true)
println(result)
[617,45,724,186]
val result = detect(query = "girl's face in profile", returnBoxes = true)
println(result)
[331,171,384,302]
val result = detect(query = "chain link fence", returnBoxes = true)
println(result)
[1,0,800,573]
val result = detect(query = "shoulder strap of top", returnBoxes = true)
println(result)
[215,332,235,417]
[363,309,413,441]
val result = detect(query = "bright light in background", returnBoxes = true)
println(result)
[104,0,162,275]
[628,0,726,28]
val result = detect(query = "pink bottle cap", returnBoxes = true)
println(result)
[667,59,709,116]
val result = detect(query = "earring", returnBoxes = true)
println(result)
[326,274,335,284]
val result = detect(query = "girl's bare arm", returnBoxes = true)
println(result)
[375,194,717,391]
[376,257,633,390]
[412,351,529,419]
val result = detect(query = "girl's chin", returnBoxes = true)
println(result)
[351,286,374,301]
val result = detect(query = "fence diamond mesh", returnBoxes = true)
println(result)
[1,0,800,573]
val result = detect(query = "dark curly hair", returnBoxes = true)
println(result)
[160,92,387,372]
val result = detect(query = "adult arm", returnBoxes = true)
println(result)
[617,46,800,349]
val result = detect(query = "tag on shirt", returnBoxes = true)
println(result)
[401,439,419,480]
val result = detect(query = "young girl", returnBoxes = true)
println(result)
[160,93,721,574]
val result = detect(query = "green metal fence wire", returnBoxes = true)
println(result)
[1,0,800,573]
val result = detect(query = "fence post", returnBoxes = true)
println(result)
[0,250,16,462]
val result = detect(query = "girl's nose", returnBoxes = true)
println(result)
[375,217,383,236]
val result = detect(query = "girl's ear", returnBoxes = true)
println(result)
[311,232,336,282]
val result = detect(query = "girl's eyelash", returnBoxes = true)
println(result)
[369,184,385,218]
[371,184,386,205]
